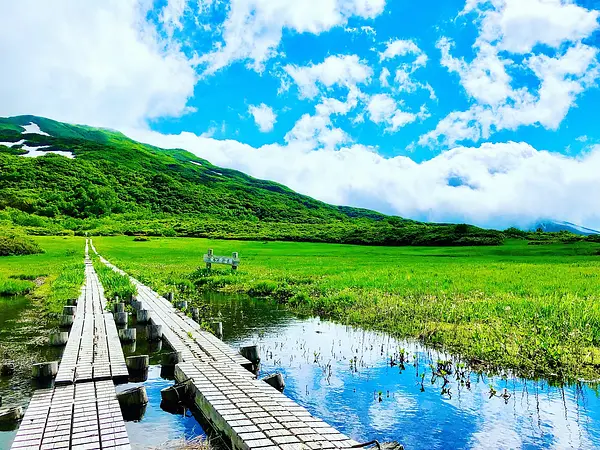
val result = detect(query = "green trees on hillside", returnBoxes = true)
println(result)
[0,115,506,246]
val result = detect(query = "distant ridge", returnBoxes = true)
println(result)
[0,114,504,246]
[531,220,600,236]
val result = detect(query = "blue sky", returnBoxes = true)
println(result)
[144,0,600,162]
[3,0,600,229]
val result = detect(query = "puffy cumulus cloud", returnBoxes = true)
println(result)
[378,40,434,99]
[462,0,600,53]
[367,94,427,132]
[199,0,386,72]
[248,103,277,132]
[422,0,600,147]
[422,43,599,146]
[379,39,427,67]
[284,55,373,99]
[283,92,360,149]
[0,0,197,129]
[124,129,600,230]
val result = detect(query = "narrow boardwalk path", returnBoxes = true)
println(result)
[11,242,130,450]
[93,245,359,450]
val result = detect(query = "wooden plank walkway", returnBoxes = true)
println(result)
[55,261,128,385]
[93,245,359,450]
[11,242,130,450]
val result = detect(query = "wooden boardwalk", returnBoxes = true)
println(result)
[94,246,359,450]
[11,243,130,450]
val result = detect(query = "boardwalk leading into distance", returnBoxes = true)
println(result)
[11,243,130,450]
[94,245,360,450]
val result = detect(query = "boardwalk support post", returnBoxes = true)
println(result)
[206,249,213,269]
[147,324,163,341]
[119,328,136,343]
[114,303,125,313]
[161,351,182,368]
[262,373,285,392]
[176,301,188,311]
[32,362,59,379]
[211,321,223,339]
[137,309,150,324]
[49,332,69,346]
[117,386,148,422]
[59,314,74,328]
[114,312,128,326]
[240,345,260,367]
[126,355,149,372]
[0,406,23,424]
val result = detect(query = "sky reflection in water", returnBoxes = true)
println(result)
[202,292,600,450]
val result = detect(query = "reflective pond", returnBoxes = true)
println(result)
[2,292,600,450]
[200,292,600,450]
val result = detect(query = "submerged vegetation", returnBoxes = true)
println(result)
[93,236,600,381]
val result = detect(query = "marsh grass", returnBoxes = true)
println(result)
[91,254,136,302]
[0,278,35,295]
[0,236,85,312]
[93,236,600,380]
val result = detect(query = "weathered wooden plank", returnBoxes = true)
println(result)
[11,244,131,450]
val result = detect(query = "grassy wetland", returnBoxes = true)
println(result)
[89,235,600,382]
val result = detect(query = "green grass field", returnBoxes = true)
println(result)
[0,236,85,313]
[89,236,600,381]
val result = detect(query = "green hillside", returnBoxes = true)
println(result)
[0,115,504,245]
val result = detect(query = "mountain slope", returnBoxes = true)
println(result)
[531,221,600,236]
[0,115,503,246]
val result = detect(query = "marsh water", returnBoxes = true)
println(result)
[2,293,600,449]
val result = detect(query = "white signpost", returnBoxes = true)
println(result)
[203,249,240,270]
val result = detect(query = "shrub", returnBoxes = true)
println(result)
[0,235,44,256]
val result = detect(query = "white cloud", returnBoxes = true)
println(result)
[159,0,189,36]
[379,39,424,61]
[199,0,386,73]
[422,0,600,147]
[378,39,433,99]
[284,92,359,149]
[126,129,600,230]
[248,103,277,132]
[423,43,599,147]
[379,68,391,87]
[367,94,426,132]
[0,0,197,129]
[463,0,600,54]
[284,55,373,99]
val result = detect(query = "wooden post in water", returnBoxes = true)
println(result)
[211,321,223,339]
[126,355,149,372]
[137,310,150,324]
[32,362,58,379]
[49,332,69,346]
[59,314,74,328]
[191,308,200,322]
[147,324,163,341]
[176,300,188,311]
[161,351,182,368]
[114,312,128,326]
[119,328,136,343]
[114,303,125,313]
